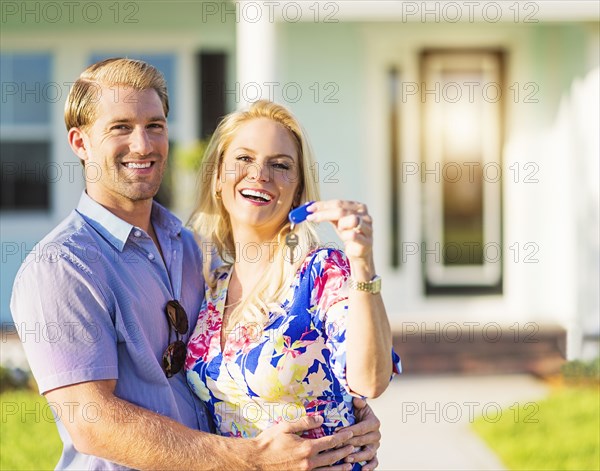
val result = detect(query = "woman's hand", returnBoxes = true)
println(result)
[306,200,373,264]
[335,398,382,471]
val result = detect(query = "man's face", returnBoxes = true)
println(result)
[77,85,168,207]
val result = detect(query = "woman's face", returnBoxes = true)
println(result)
[218,118,301,238]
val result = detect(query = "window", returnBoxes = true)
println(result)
[421,50,504,293]
[1,53,52,211]
[198,52,227,138]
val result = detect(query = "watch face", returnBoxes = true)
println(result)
[371,276,382,294]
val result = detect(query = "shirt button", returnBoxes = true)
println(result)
[134,230,142,237]
[148,253,155,261]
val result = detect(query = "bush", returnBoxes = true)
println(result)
[0,365,31,393]
[561,357,600,385]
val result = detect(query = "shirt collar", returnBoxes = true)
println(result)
[76,191,183,252]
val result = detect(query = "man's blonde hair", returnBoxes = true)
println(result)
[189,100,321,326]
[64,57,169,130]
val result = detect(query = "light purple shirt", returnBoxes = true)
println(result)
[10,191,211,470]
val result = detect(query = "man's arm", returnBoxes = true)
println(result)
[46,380,356,471]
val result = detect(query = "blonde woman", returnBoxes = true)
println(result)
[186,101,400,470]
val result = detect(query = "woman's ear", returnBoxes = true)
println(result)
[215,174,222,194]
[68,127,91,163]
[214,173,223,200]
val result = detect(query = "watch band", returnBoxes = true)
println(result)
[348,275,382,294]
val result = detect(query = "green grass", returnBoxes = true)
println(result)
[1,390,62,471]
[473,386,600,470]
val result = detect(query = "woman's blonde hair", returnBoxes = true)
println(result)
[189,100,321,326]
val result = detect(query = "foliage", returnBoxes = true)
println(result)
[173,139,211,172]
[561,357,600,385]
[0,365,31,393]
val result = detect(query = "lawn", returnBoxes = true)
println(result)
[473,385,600,470]
[0,389,61,471]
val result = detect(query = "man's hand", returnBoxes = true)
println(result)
[254,415,355,471]
[335,398,381,471]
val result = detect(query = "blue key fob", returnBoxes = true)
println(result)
[288,201,315,225]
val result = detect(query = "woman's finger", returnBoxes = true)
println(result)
[306,200,369,223]
[345,444,377,464]
[308,200,366,213]
[344,431,381,448]
[362,455,379,471]
[338,214,363,232]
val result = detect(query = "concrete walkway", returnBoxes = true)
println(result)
[370,374,549,470]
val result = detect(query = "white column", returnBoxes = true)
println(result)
[53,47,87,220]
[236,1,277,108]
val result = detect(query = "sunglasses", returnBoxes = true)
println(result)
[162,300,189,378]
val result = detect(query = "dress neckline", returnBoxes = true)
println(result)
[212,249,322,354]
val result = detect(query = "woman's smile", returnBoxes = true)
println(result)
[238,187,275,206]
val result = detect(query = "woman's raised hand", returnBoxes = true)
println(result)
[306,200,373,262]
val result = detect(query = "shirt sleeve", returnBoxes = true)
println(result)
[10,253,119,395]
[309,249,401,397]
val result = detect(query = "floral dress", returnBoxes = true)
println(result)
[185,248,401,463]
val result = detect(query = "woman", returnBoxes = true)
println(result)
[185,101,400,468]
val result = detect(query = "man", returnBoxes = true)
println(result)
[10,58,381,470]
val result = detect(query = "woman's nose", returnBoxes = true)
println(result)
[247,163,270,182]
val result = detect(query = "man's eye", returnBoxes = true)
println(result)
[148,123,165,130]
[111,125,129,131]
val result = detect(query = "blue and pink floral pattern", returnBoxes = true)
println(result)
[185,248,401,443]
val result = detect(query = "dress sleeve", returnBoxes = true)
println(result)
[308,249,401,397]
[10,254,118,395]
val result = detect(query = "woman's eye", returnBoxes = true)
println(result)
[273,162,290,170]
[236,155,252,162]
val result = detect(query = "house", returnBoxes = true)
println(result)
[1,1,598,373]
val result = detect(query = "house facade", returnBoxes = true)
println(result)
[1,1,598,370]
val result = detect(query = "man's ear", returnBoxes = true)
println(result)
[68,127,91,162]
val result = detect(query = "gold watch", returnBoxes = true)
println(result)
[348,275,382,294]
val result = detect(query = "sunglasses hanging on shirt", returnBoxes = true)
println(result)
[162,300,188,378]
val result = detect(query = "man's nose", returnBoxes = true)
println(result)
[129,127,153,155]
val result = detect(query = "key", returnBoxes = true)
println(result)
[285,230,299,263]
[285,202,314,264]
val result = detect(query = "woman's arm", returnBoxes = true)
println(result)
[307,200,394,398]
